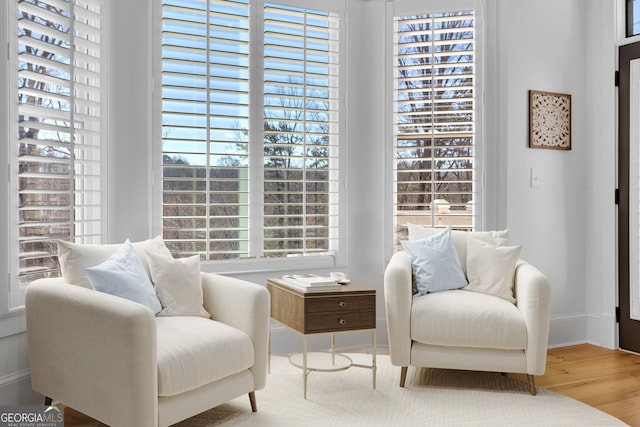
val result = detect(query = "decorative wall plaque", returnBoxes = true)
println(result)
[529,90,571,150]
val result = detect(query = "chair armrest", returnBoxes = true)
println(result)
[383,251,413,367]
[200,273,270,390]
[514,260,551,375]
[25,279,157,427]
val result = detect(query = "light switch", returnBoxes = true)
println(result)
[530,168,540,189]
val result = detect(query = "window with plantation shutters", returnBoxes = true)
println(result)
[162,0,251,260]
[392,9,477,243]
[161,0,341,262]
[263,3,339,257]
[11,0,104,304]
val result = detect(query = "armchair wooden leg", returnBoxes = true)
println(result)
[44,397,52,406]
[527,375,536,396]
[400,367,408,388]
[248,391,257,412]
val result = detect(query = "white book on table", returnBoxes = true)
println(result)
[281,274,341,291]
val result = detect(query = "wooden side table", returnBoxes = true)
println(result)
[267,278,376,398]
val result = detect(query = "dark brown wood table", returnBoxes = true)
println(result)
[267,278,377,398]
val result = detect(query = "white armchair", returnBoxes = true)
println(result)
[384,228,551,395]
[25,272,270,427]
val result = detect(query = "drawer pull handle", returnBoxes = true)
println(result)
[339,319,346,325]
[339,301,346,308]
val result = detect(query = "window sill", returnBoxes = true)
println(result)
[199,254,339,275]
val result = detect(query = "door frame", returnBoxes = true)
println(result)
[617,41,640,353]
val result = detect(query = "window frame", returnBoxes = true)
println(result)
[628,0,640,37]
[152,0,347,274]
[1,1,12,316]
[2,0,108,313]
[384,0,485,258]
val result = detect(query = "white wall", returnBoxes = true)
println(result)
[497,0,590,345]
[0,0,621,404]
[108,0,155,243]
[493,0,618,348]
[343,0,388,347]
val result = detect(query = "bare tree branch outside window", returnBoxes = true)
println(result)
[394,11,475,242]
[161,1,339,260]
[16,0,103,286]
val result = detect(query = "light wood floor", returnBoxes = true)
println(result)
[62,344,639,426]
[510,344,640,426]
[364,343,639,426]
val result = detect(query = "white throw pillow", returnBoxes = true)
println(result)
[146,252,210,318]
[58,236,172,288]
[85,240,162,314]
[400,227,468,295]
[469,230,509,247]
[465,237,521,304]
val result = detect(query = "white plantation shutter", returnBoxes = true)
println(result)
[393,10,477,242]
[15,0,103,292]
[162,0,250,259]
[161,0,340,261]
[263,3,339,256]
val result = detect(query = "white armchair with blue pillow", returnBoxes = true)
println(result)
[25,236,270,427]
[384,226,551,395]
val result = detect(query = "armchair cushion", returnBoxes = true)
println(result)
[85,239,162,314]
[410,290,527,350]
[156,317,254,397]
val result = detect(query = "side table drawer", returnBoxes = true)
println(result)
[306,310,376,333]
[306,294,375,314]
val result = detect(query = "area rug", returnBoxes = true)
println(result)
[173,353,628,427]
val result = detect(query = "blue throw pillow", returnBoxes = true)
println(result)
[400,227,468,295]
[85,239,162,314]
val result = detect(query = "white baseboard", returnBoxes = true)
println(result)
[548,313,587,347]
[585,312,617,349]
[0,369,42,405]
[548,312,617,349]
